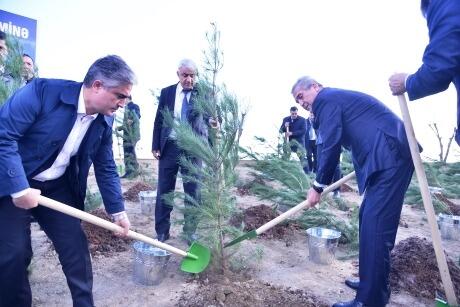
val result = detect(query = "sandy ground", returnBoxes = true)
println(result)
[28,162,460,306]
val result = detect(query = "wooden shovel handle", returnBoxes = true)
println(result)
[256,171,356,235]
[397,94,458,306]
[37,195,188,258]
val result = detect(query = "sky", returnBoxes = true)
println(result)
[2,0,459,161]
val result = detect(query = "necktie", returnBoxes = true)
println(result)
[181,89,192,121]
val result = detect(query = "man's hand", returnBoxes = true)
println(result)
[153,150,160,160]
[111,211,131,237]
[388,73,408,95]
[307,187,321,207]
[286,131,293,137]
[12,188,41,209]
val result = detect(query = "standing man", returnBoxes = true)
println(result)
[305,113,317,173]
[0,55,135,307]
[389,0,460,146]
[22,53,36,85]
[279,106,309,173]
[152,59,210,243]
[292,76,414,307]
[117,98,141,178]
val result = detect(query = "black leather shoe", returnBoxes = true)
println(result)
[345,278,360,291]
[157,233,170,242]
[332,299,364,307]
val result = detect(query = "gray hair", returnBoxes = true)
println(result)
[291,76,322,94]
[178,58,198,72]
[83,55,136,88]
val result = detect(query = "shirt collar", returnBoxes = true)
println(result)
[78,86,97,119]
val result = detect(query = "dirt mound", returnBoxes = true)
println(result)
[390,236,460,300]
[434,193,460,215]
[230,204,299,243]
[82,209,133,256]
[178,278,327,307]
[123,181,155,202]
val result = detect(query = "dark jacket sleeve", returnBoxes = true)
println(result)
[314,101,343,186]
[406,0,460,100]
[152,87,167,151]
[0,80,41,196]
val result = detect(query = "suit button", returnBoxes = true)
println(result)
[7,169,16,176]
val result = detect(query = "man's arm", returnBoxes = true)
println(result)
[0,80,41,197]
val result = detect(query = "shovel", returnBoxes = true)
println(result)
[397,94,458,306]
[37,195,211,274]
[224,171,356,248]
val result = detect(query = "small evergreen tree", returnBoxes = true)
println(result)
[163,23,246,273]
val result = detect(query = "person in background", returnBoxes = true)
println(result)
[389,0,460,146]
[152,59,214,244]
[22,53,35,85]
[0,55,135,307]
[117,98,141,178]
[279,106,309,173]
[305,112,317,173]
[292,76,414,307]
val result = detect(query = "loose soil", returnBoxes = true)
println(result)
[82,208,133,256]
[390,236,460,300]
[178,278,328,307]
[231,204,300,243]
[123,181,155,202]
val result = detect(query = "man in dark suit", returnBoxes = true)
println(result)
[279,106,309,173]
[152,59,211,243]
[117,98,141,178]
[292,76,414,307]
[0,55,134,307]
[305,113,317,173]
[389,0,460,146]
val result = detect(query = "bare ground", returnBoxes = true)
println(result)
[28,162,460,306]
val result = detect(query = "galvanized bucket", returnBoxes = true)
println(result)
[438,213,460,241]
[138,191,156,215]
[306,227,341,264]
[132,241,171,286]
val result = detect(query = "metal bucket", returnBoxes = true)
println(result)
[306,227,341,264]
[438,213,460,241]
[138,191,156,215]
[132,241,171,286]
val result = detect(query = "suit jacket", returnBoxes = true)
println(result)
[312,88,412,194]
[279,115,306,146]
[406,0,460,145]
[0,78,124,214]
[152,83,209,153]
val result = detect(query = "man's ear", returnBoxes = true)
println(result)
[92,80,103,90]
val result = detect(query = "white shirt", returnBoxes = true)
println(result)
[12,87,97,197]
[174,83,191,120]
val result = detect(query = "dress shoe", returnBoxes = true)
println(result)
[157,233,170,242]
[332,299,365,307]
[345,278,360,290]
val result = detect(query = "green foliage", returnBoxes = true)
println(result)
[162,23,246,273]
[404,162,460,214]
[84,187,102,212]
[1,36,24,106]
[242,136,360,250]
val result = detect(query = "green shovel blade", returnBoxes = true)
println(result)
[224,229,258,248]
[180,242,211,274]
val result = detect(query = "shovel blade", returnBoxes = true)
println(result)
[224,230,258,248]
[180,242,211,274]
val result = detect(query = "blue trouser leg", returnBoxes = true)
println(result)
[0,198,33,307]
[155,141,180,235]
[356,163,414,306]
[0,176,94,307]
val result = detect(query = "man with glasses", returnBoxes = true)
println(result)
[292,76,414,307]
[0,55,135,307]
